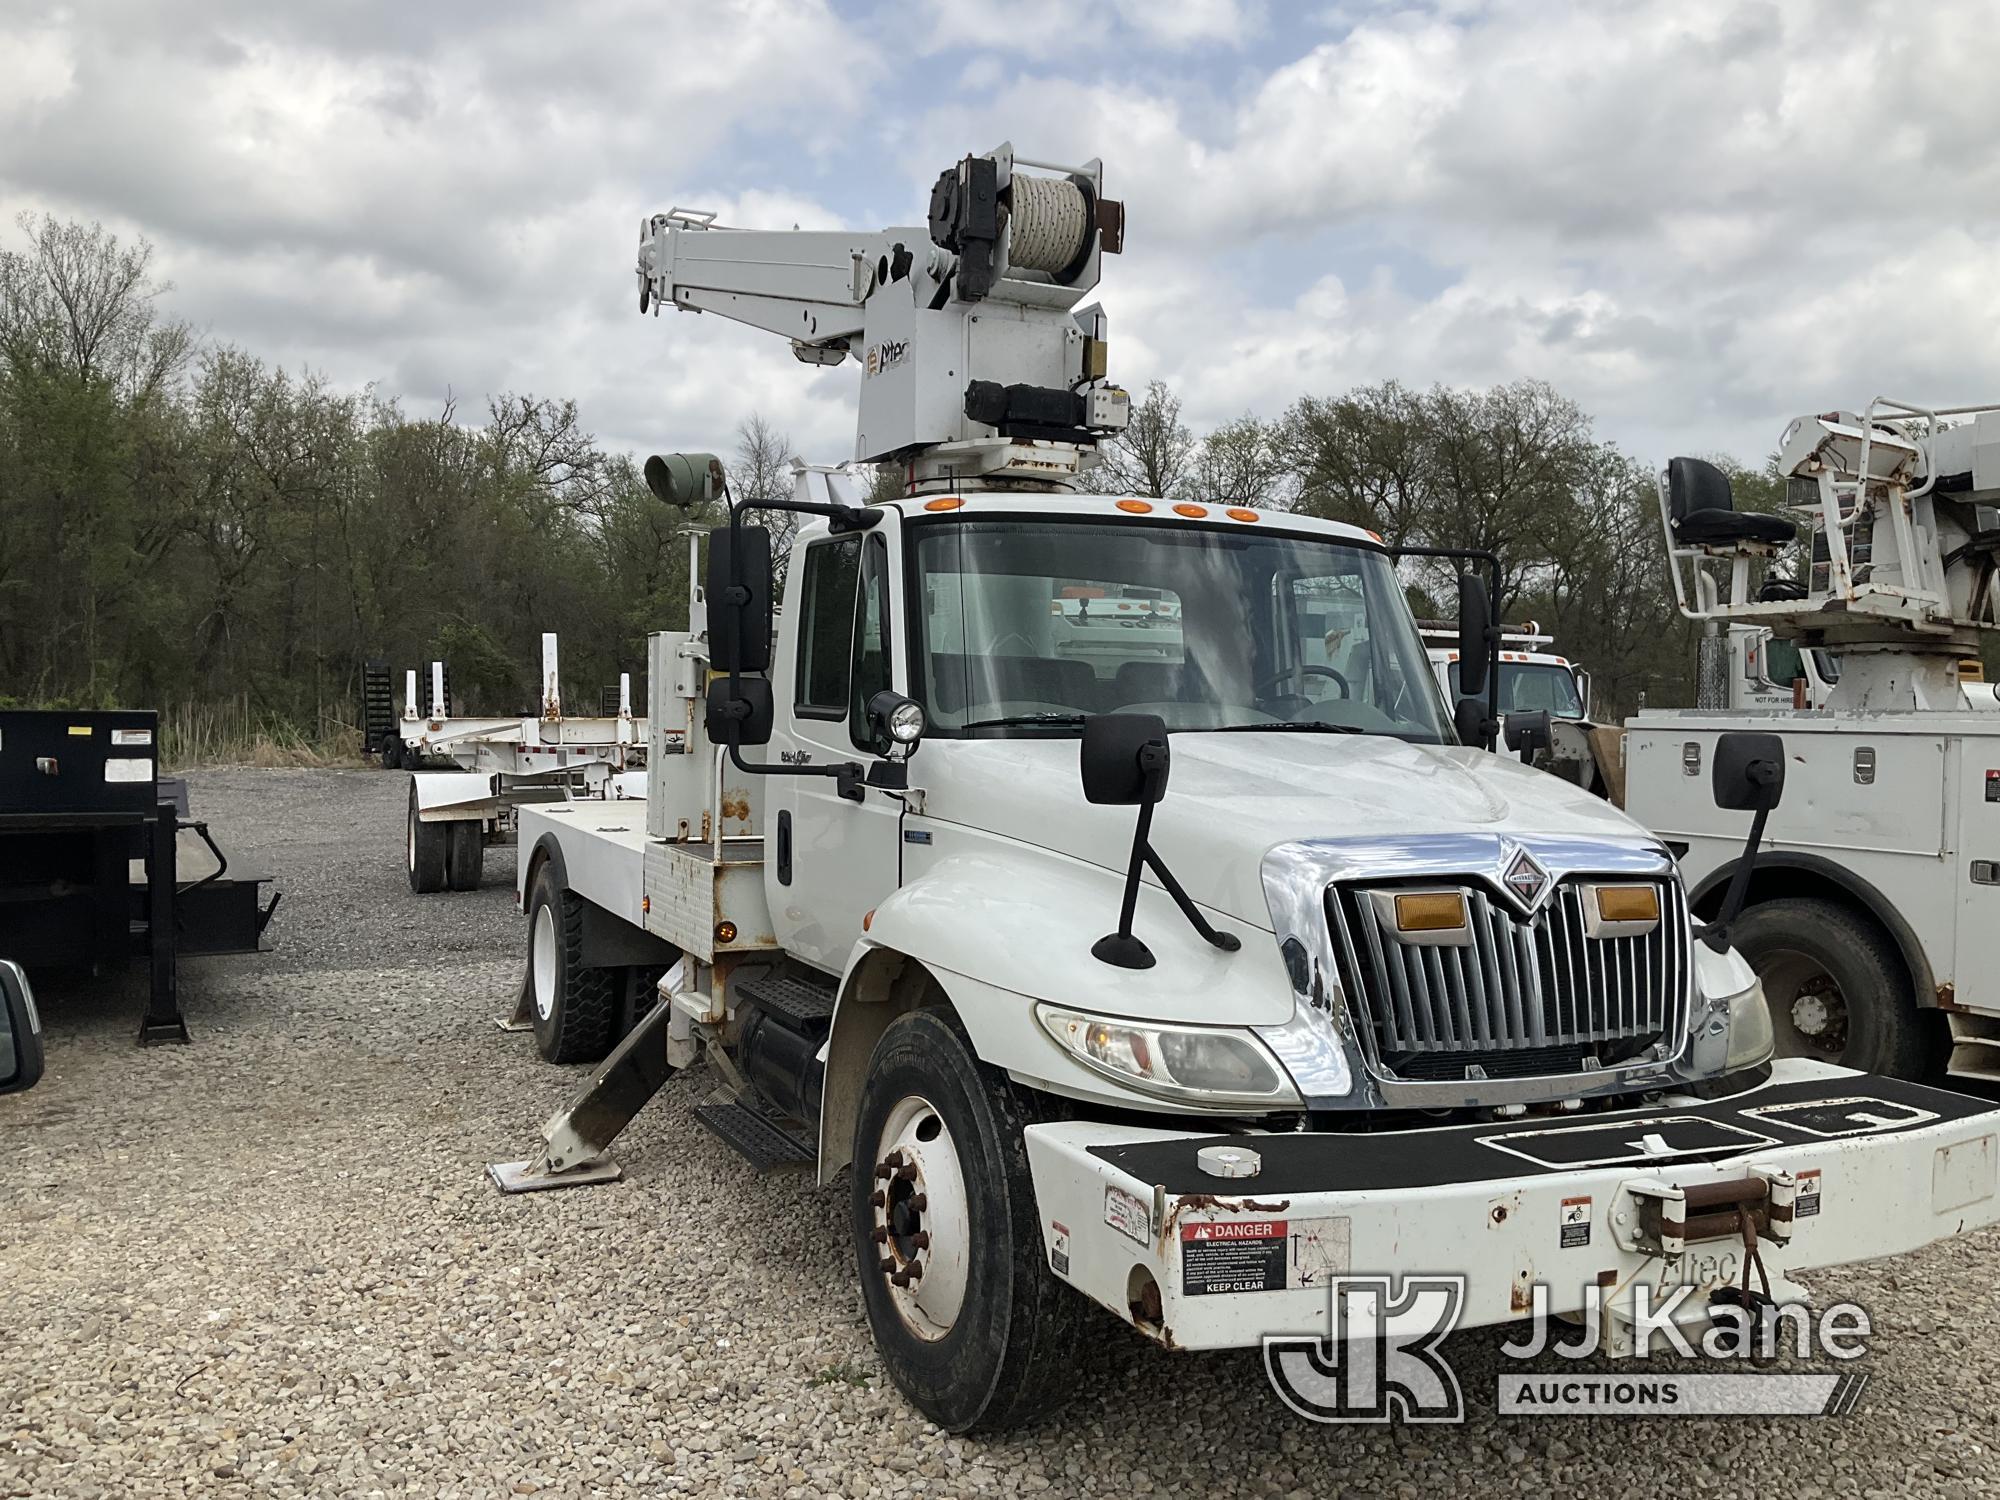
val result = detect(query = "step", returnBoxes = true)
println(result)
[693,1101,815,1171]
[737,971,837,1030]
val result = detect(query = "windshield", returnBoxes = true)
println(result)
[910,517,1451,741]
[1449,660,1584,719]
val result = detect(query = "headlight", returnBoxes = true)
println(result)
[1725,976,1775,1071]
[1036,1005,1302,1109]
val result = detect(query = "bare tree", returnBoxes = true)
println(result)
[1188,415,1288,509]
[0,214,191,398]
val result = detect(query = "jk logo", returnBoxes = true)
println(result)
[1262,1276,1466,1424]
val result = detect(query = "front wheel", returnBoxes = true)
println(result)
[852,1008,1084,1433]
[1729,896,1938,1078]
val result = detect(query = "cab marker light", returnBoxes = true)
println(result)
[1116,499,1153,514]
[1174,503,1208,518]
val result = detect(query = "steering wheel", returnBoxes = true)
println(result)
[1256,663,1349,699]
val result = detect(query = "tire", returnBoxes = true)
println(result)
[406,782,447,893]
[1729,896,1938,1078]
[446,820,484,891]
[851,1008,1085,1433]
[381,736,403,771]
[524,860,617,1064]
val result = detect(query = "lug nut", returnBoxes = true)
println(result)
[871,1226,889,1244]
[869,1190,886,1208]
[874,1163,893,1181]
[910,1231,931,1250]
[878,1257,895,1273]
[894,1163,918,1181]
[910,1193,928,1211]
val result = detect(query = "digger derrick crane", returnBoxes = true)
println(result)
[634,144,1130,493]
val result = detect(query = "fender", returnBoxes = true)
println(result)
[815,840,1295,1182]
[1688,850,1937,1007]
[519,827,568,910]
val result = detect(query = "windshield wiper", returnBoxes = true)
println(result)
[1213,721,1364,734]
[959,712,1089,731]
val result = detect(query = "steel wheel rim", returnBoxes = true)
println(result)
[531,905,558,1022]
[1758,947,1849,1060]
[869,1093,970,1341]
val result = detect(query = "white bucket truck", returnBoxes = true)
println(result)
[487,150,2000,1432]
[1628,402,2000,1081]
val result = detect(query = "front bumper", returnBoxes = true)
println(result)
[1023,1059,2000,1351]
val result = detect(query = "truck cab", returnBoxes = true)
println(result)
[1423,623,1590,724]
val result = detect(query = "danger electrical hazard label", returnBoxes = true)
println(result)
[1181,1219,1287,1295]
[1560,1195,1592,1248]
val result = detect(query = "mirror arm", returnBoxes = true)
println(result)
[1092,799,1241,969]
[1698,802,1771,952]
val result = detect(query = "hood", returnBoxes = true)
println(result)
[916,731,1661,924]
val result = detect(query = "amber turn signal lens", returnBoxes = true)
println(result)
[714,920,738,943]
[1173,503,1208,518]
[1394,892,1468,932]
[924,496,964,511]
[1226,507,1259,523]
[1595,886,1660,923]
[1115,499,1153,514]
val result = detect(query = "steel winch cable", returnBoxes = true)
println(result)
[1005,174,1090,276]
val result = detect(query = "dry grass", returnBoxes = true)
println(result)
[160,698,366,771]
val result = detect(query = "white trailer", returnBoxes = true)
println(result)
[486,149,2000,1433]
[396,633,665,893]
[1628,401,2000,1081]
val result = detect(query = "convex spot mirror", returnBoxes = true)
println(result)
[1712,730,1786,812]
[1081,713,1170,806]
[1456,574,1492,698]
[705,523,773,675]
[705,677,774,747]
[1505,710,1553,761]
[0,959,45,1095]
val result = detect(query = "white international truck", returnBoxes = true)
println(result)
[1629,403,2000,1084]
[487,149,2000,1432]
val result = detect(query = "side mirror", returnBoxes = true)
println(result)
[1575,669,1592,718]
[1456,574,1492,698]
[1712,731,1785,811]
[1453,695,1493,752]
[1080,716,1238,968]
[0,959,45,1095]
[1081,713,1170,806]
[704,677,773,747]
[1504,709,1553,764]
[1702,732,1786,950]
[705,523,773,674]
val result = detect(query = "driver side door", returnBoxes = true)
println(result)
[769,529,905,973]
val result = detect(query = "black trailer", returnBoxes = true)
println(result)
[0,709,277,1043]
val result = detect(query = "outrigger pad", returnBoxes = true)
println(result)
[486,1157,624,1195]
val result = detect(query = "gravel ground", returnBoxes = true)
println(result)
[3,767,1999,1498]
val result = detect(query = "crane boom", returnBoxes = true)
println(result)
[635,145,1130,491]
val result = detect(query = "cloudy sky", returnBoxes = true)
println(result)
[3,0,1995,473]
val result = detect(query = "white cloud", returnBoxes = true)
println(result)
[5,0,1999,481]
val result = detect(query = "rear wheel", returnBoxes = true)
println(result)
[852,1008,1084,1433]
[525,860,617,1063]
[446,820,484,891]
[406,782,447,893]
[1729,896,1937,1078]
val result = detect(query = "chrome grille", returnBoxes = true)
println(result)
[1325,878,1688,1077]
